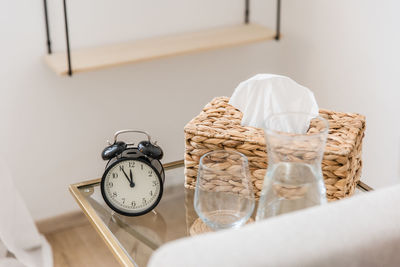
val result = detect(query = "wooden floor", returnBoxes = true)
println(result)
[42,215,120,267]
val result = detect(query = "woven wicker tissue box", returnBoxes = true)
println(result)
[184,97,366,201]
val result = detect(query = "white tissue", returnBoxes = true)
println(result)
[229,74,319,133]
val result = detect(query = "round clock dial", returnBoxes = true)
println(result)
[101,159,162,216]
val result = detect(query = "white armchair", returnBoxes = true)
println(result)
[148,184,400,267]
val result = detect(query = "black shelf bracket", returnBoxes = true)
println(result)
[275,0,281,40]
[244,0,281,41]
[42,0,72,76]
[63,0,72,76]
[245,0,250,24]
[43,0,52,54]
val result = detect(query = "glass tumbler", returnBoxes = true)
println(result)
[256,113,329,221]
[194,150,255,230]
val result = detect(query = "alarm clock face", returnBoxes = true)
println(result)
[101,159,163,216]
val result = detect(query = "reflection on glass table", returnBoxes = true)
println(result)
[69,160,373,267]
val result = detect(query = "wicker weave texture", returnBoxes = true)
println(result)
[184,97,366,201]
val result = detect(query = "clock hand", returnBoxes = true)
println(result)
[121,168,134,187]
[129,169,135,187]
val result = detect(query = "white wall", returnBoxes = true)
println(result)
[278,0,400,189]
[1,0,399,220]
[0,0,280,220]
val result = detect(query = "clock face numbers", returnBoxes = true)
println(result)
[103,160,161,214]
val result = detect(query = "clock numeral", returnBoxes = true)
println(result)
[148,170,153,177]
[108,182,113,188]
[129,162,135,168]
[141,164,143,170]
[150,190,153,196]
[131,201,136,207]
[142,198,147,204]
[152,181,158,187]
[112,173,118,179]
[122,198,125,204]
[119,165,124,171]
[112,192,117,198]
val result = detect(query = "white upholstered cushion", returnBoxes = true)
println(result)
[148,184,400,267]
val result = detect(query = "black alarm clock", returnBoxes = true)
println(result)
[100,130,164,216]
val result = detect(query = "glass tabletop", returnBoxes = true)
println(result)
[70,161,372,267]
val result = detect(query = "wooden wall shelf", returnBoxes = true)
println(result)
[42,0,281,76]
[44,24,275,76]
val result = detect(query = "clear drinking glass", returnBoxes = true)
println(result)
[256,113,329,221]
[194,150,255,230]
